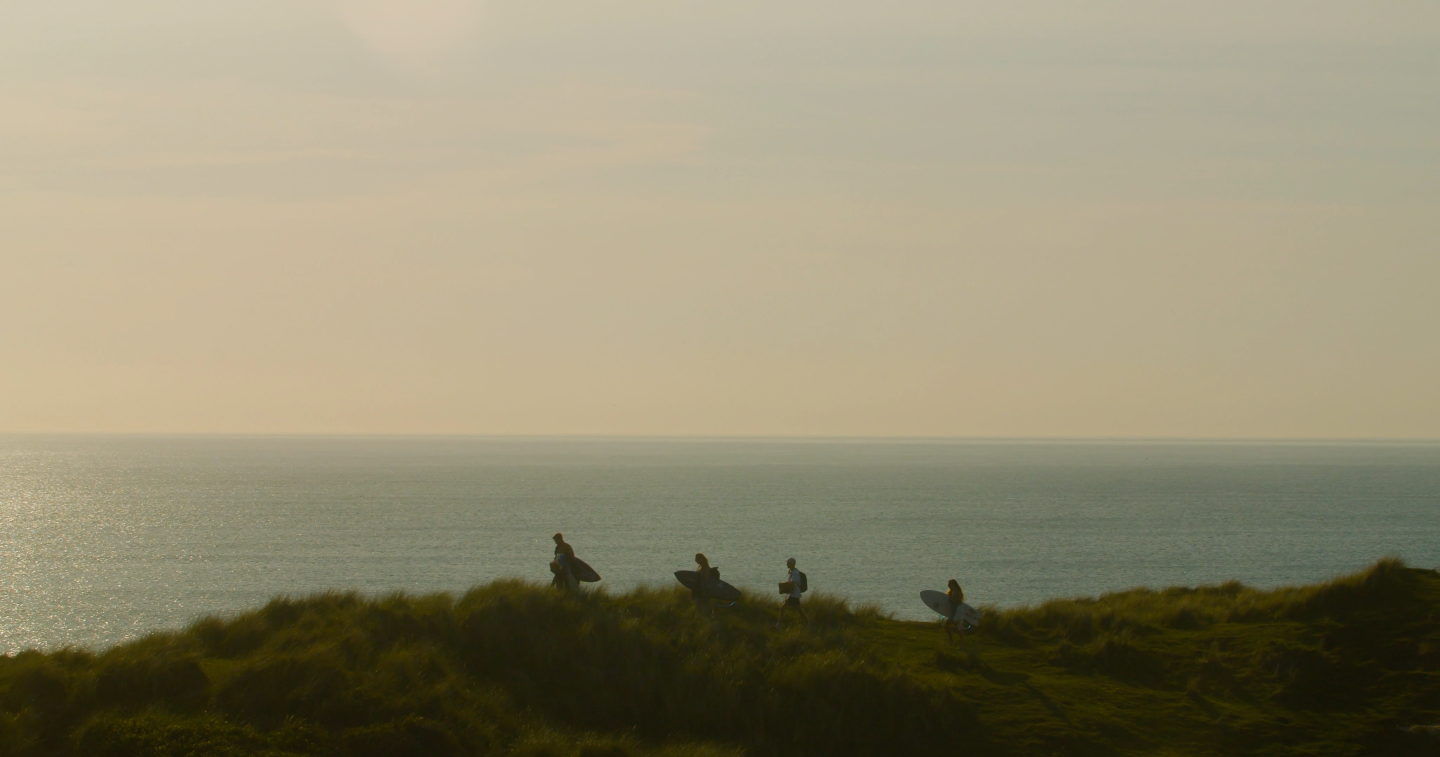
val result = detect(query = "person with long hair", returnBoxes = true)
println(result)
[692,552,714,618]
[944,579,966,644]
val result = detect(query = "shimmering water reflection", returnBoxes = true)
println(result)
[2,436,1437,653]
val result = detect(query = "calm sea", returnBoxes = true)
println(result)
[2,436,1437,653]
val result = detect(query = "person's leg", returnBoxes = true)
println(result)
[780,597,804,628]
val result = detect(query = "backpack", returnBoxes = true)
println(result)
[797,571,808,593]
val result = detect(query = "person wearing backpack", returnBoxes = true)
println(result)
[776,557,809,628]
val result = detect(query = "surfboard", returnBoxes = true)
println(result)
[920,590,982,627]
[570,556,601,583]
[675,570,742,602]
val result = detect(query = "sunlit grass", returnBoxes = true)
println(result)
[0,560,1436,755]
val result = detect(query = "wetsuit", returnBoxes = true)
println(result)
[554,542,578,591]
[692,564,713,615]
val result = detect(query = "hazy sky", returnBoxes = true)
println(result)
[3,1,1437,436]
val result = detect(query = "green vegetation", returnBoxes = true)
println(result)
[2,560,1437,756]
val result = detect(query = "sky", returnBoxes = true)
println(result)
[2,1,1437,437]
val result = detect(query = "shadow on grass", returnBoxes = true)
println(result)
[961,650,1072,726]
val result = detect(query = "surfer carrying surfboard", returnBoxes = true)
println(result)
[944,579,966,644]
[776,557,809,628]
[691,553,715,618]
[552,533,579,592]
[920,583,982,641]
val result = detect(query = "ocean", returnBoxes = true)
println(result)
[2,435,1437,653]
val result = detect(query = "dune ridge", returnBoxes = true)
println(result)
[1,559,1437,756]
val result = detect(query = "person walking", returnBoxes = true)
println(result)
[776,557,809,629]
[944,578,966,644]
[691,553,714,618]
[551,533,579,592]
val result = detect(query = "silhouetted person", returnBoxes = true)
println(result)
[692,552,714,618]
[552,532,578,592]
[944,578,966,644]
[776,557,809,628]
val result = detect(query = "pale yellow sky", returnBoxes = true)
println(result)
[2,1,1437,436]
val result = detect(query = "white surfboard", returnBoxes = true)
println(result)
[920,590,982,627]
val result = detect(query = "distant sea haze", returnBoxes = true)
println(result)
[1,436,1437,653]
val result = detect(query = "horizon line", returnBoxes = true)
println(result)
[4,432,1439,444]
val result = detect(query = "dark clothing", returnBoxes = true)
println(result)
[784,596,801,608]
[553,543,578,591]
[691,566,713,617]
[691,566,712,599]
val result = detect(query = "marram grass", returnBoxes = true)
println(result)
[1,560,1438,756]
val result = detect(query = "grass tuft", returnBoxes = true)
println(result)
[0,560,1435,756]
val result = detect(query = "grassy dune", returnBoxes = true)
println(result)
[1,560,1437,756]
